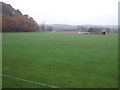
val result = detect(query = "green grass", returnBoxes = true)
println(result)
[2,32,118,88]
[0,33,2,89]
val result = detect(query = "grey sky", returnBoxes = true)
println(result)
[1,0,119,25]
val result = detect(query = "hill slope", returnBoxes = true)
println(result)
[1,2,39,32]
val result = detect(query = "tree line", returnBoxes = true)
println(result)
[1,2,39,32]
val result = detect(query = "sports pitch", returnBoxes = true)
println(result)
[2,32,118,88]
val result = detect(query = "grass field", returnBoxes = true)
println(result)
[2,32,118,88]
[0,33,2,89]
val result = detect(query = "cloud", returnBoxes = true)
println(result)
[1,0,119,25]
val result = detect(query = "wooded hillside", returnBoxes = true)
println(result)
[1,2,39,32]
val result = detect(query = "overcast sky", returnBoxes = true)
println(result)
[1,0,119,25]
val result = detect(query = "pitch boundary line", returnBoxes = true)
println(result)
[0,74,65,89]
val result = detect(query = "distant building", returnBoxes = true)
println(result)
[91,30,107,35]
[77,30,83,34]
[59,30,77,33]
[102,30,107,35]
[59,30,91,34]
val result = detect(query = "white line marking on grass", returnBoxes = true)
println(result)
[0,74,67,89]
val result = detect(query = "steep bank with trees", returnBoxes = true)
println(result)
[1,2,39,32]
